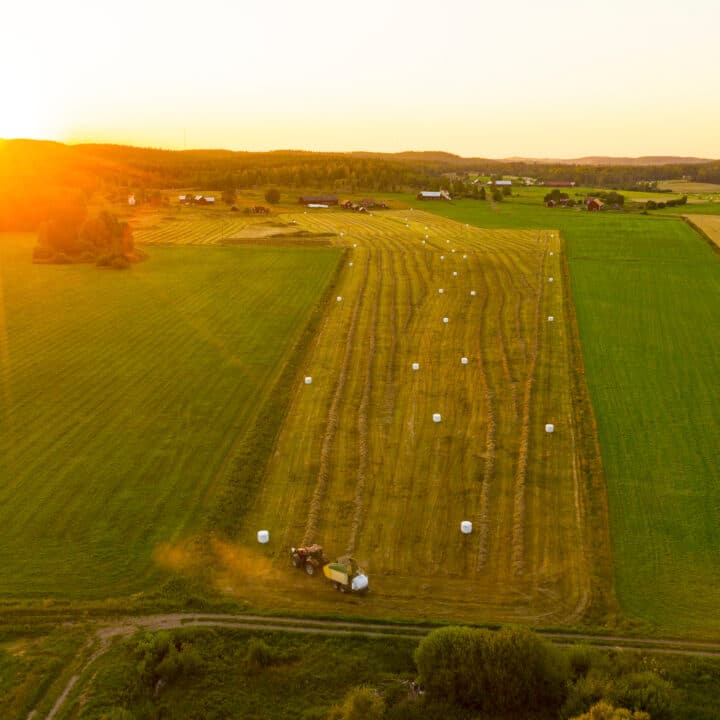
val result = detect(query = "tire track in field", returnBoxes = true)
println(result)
[511,233,548,577]
[346,251,382,555]
[491,264,519,421]
[474,272,498,570]
[303,249,372,546]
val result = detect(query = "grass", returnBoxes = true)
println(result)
[67,628,417,720]
[56,626,720,720]
[684,215,720,249]
[0,625,88,719]
[414,196,720,636]
[0,235,341,598]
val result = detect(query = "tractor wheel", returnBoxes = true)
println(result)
[305,562,315,576]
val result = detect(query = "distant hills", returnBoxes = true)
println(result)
[499,155,715,166]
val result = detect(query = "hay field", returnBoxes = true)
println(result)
[236,209,609,624]
[0,235,340,597]
[686,214,720,249]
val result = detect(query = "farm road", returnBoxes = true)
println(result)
[41,612,720,720]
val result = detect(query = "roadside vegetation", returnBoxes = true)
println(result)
[51,626,720,720]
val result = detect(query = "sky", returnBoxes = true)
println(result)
[2,0,719,158]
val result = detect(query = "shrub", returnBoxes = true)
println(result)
[570,700,650,720]
[415,626,569,714]
[245,637,276,671]
[327,686,385,720]
[265,188,281,204]
[608,671,676,719]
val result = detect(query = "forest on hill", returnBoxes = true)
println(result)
[1,139,719,231]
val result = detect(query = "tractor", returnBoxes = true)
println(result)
[290,544,327,576]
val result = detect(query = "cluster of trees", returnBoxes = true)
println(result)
[645,195,688,210]
[593,191,626,207]
[377,626,675,719]
[33,203,140,268]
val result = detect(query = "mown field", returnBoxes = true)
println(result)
[685,214,720,249]
[0,235,340,597]
[204,208,607,625]
[414,197,720,635]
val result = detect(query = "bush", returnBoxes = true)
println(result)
[327,686,385,720]
[608,671,675,719]
[245,637,276,671]
[570,700,650,719]
[415,626,569,714]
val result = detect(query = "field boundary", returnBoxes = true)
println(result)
[684,216,720,256]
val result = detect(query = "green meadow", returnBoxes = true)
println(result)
[418,196,720,634]
[0,235,340,598]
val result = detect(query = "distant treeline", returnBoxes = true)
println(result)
[1,139,719,230]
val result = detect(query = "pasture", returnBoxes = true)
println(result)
[416,197,720,635]
[231,209,609,624]
[0,235,340,597]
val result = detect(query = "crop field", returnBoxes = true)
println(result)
[414,198,720,635]
[685,214,720,249]
[0,235,340,597]
[217,209,610,624]
[658,179,720,195]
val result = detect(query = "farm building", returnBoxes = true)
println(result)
[299,195,338,206]
[586,197,604,211]
[489,180,513,187]
[542,181,576,187]
[417,190,451,201]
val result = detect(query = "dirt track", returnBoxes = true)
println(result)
[40,612,720,720]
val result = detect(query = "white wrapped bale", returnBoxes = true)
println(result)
[548,277,554,283]
[442,317,449,324]
[545,423,554,433]
[433,413,442,423]
[548,316,554,322]
[461,357,468,365]
[304,376,313,385]
[438,288,444,294]
[470,290,476,296]
[452,271,457,276]
[460,521,473,534]
[336,296,342,302]
[257,530,270,544]
[412,362,420,370]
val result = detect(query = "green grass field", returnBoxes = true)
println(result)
[416,197,720,635]
[0,235,340,597]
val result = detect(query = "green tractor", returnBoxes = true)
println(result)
[290,544,327,576]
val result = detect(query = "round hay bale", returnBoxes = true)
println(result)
[412,362,420,370]
[257,530,270,544]
[304,376,313,385]
[452,271,457,276]
[433,413,442,423]
[548,315,554,322]
[460,520,472,534]
[548,277,554,283]
[442,317,449,324]
[470,290,476,296]
[440,255,445,260]
[438,288,444,294]
[461,357,468,365]
[348,262,354,267]
[336,296,343,302]
[545,423,554,433]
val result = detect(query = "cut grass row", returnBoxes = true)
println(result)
[0,236,341,598]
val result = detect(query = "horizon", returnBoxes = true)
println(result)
[3,0,719,158]
[1,137,716,163]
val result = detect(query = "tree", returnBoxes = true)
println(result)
[222,184,237,205]
[415,626,568,714]
[265,187,281,204]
